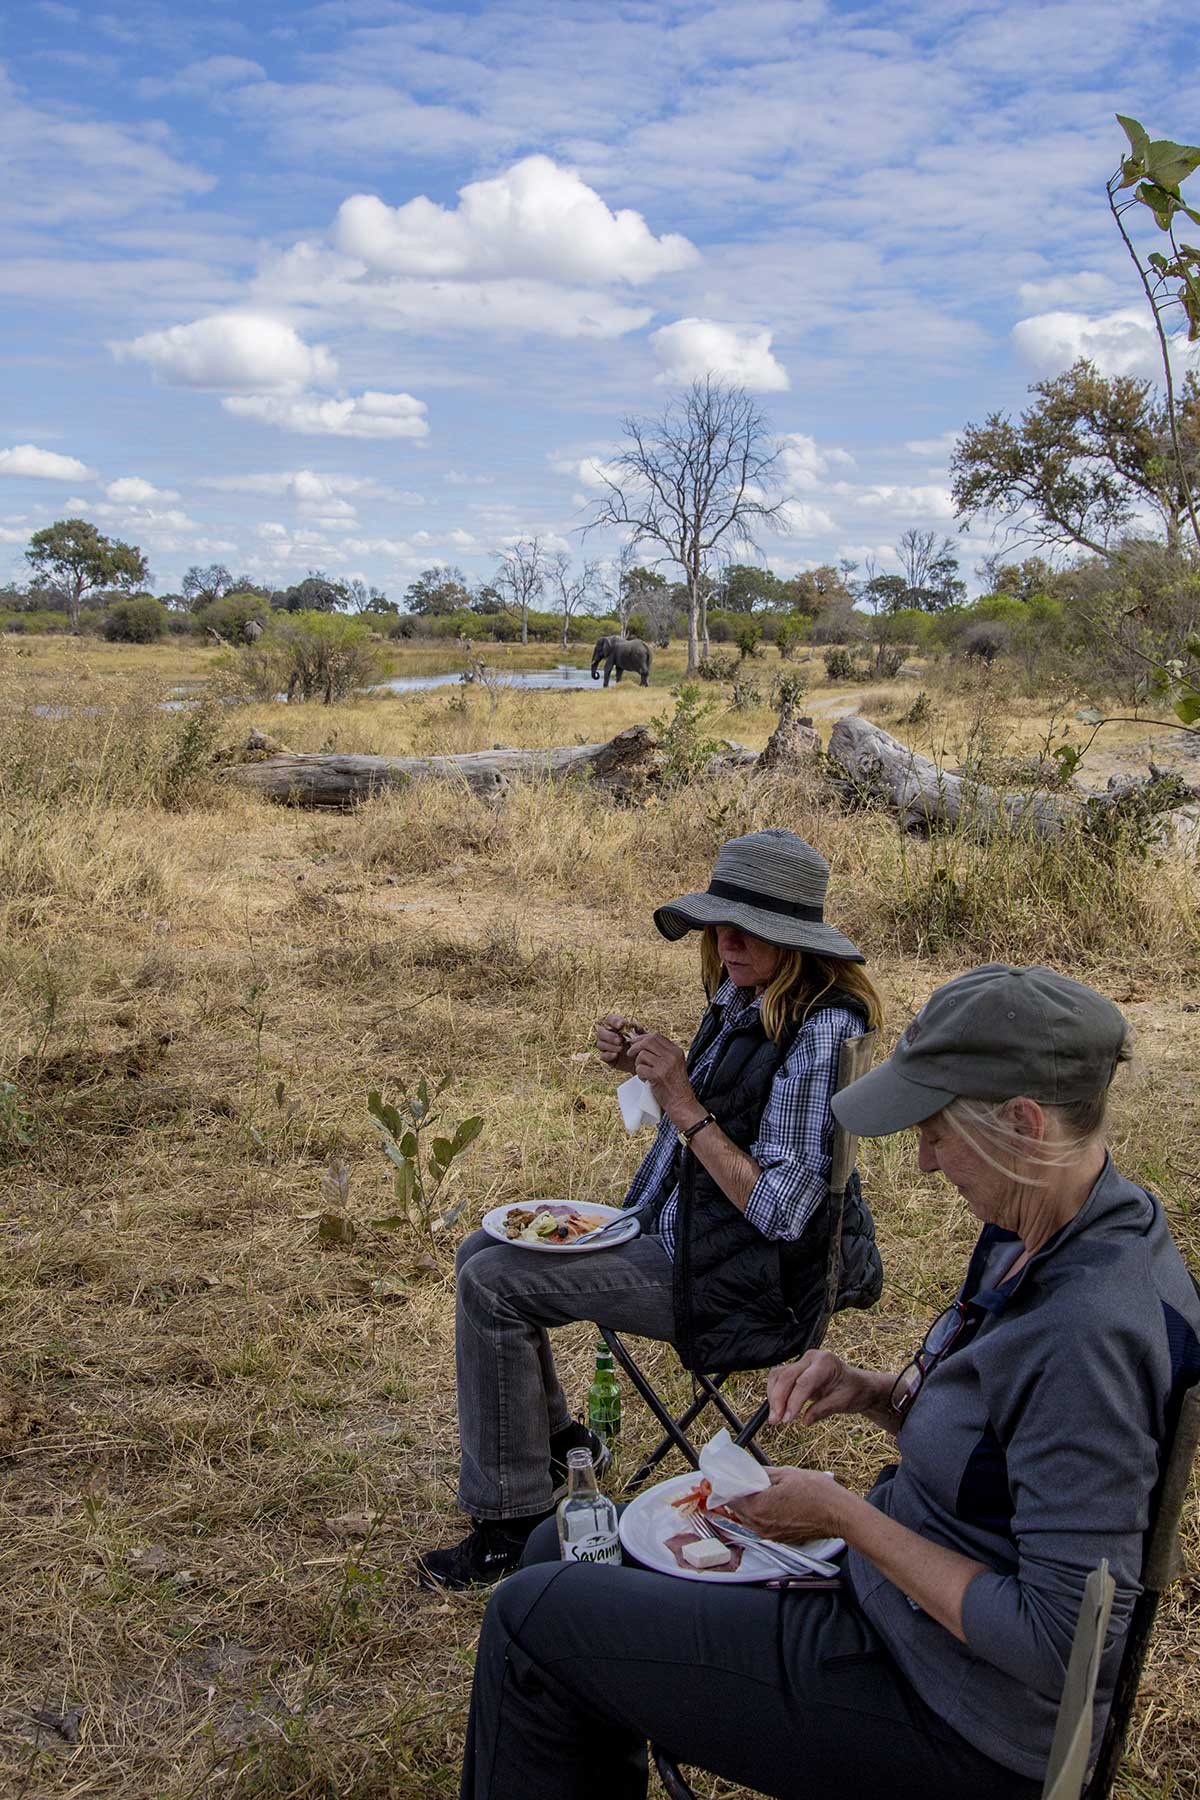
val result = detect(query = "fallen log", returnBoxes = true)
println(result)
[825,715,1199,842]
[219,724,665,807]
[826,715,1076,839]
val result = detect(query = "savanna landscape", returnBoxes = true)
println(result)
[5,6,1200,1794]
[1,624,1197,1799]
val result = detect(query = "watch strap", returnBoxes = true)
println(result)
[679,1111,716,1146]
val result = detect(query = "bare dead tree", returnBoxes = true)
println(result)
[493,536,546,645]
[588,377,788,673]
[548,552,601,650]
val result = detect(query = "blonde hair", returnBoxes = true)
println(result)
[699,925,883,1047]
[941,1039,1132,1184]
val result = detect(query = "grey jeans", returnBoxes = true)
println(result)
[454,1227,677,1520]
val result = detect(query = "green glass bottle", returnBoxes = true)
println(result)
[587,1341,621,1444]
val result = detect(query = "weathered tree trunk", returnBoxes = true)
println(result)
[219,725,662,808]
[826,715,1075,839]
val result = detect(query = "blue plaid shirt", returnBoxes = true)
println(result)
[623,978,861,1259]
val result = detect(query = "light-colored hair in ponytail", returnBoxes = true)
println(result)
[941,1037,1133,1184]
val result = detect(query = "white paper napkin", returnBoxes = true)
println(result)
[698,1428,772,1508]
[617,1075,662,1132]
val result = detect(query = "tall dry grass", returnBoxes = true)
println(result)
[0,653,1196,1799]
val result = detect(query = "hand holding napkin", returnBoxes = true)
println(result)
[616,1074,662,1132]
[698,1428,772,1508]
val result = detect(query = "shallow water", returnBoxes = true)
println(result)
[371,664,598,695]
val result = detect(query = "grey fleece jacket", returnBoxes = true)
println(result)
[847,1158,1200,1781]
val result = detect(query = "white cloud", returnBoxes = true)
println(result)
[221,390,429,439]
[1011,306,1196,381]
[1015,271,1118,310]
[105,476,179,503]
[334,156,697,286]
[0,443,93,480]
[0,64,212,228]
[777,500,837,537]
[548,452,621,491]
[650,318,788,391]
[902,430,959,458]
[848,483,957,520]
[254,241,655,340]
[140,56,266,98]
[777,433,855,490]
[115,312,337,392]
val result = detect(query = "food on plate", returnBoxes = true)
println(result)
[503,1203,609,1245]
[680,1537,736,1571]
[669,1478,735,1523]
[664,1530,741,1573]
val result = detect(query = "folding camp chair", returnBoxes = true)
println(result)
[651,1378,1200,1800]
[603,1029,878,1496]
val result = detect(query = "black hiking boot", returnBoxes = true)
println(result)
[550,1421,612,1495]
[416,1512,553,1591]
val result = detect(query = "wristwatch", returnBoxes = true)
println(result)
[678,1111,717,1148]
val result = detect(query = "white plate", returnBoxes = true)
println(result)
[481,1201,640,1254]
[618,1471,844,1584]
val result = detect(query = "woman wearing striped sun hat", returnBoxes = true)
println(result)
[418,828,884,1590]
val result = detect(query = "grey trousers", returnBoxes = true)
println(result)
[454,1227,676,1520]
[459,1520,1044,1800]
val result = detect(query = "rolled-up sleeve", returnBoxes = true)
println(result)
[742,1005,861,1243]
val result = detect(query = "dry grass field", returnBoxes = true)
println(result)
[1,634,1197,1800]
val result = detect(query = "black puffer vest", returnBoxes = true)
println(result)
[667,993,883,1373]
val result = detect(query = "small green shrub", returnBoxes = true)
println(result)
[824,647,858,681]
[770,670,808,711]
[734,621,762,662]
[729,675,762,711]
[650,683,723,784]
[367,1079,484,1249]
[697,652,739,682]
[102,596,168,643]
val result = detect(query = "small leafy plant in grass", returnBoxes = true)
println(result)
[649,682,723,784]
[367,1077,484,1248]
[0,1078,36,1158]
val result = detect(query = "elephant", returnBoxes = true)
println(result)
[243,619,264,645]
[590,634,652,688]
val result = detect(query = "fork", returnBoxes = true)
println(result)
[688,1508,840,1579]
[571,1214,636,1246]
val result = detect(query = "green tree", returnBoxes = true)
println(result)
[1108,115,1200,553]
[719,563,786,612]
[25,518,150,633]
[279,571,347,613]
[102,595,169,643]
[952,360,1200,557]
[181,563,233,610]
[404,565,473,616]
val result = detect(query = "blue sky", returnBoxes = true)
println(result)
[1,0,1196,599]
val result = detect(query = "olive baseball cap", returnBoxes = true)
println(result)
[831,964,1129,1138]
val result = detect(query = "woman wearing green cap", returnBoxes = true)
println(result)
[459,963,1200,1799]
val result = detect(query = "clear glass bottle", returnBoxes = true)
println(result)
[587,1341,621,1443]
[556,1446,620,1565]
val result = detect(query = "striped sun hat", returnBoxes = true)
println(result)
[653,829,863,962]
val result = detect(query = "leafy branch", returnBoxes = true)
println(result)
[367,1076,484,1247]
[1108,115,1200,555]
